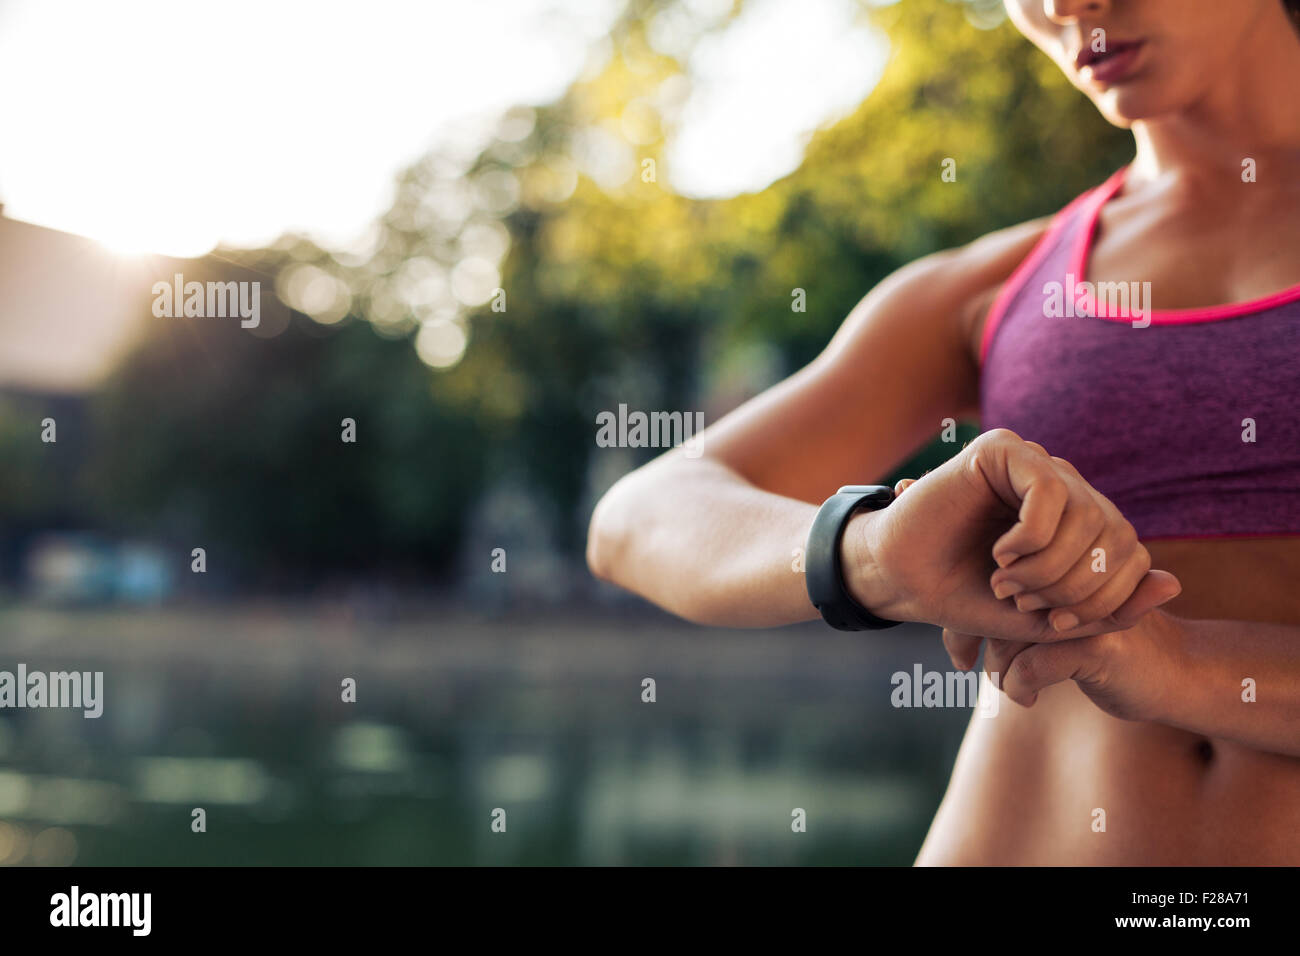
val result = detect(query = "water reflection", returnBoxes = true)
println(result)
[0,605,967,865]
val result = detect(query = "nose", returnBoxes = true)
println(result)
[1043,0,1109,24]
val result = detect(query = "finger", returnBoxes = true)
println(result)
[1000,638,1100,706]
[990,499,1108,597]
[1046,454,1082,478]
[1108,569,1182,627]
[976,437,1072,566]
[982,637,1031,691]
[1048,569,1182,638]
[894,477,918,496]
[943,629,983,670]
[1006,520,1139,615]
[1037,543,1150,632]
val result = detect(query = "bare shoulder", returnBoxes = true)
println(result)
[864,217,1053,363]
[701,216,1056,496]
[948,217,1054,361]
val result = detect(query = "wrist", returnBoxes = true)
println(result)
[840,510,915,623]
[1126,608,1192,723]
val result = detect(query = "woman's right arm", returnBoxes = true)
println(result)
[585,220,1052,628]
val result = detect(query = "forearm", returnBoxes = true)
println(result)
[586,454,826,627]
[1154,611,1300,757]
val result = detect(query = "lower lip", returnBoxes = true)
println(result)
[1081,43,1144,85]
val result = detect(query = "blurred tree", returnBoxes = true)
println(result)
[421,0,1130,525]
[0,393,87,584]
[85,283,485,586]
[70,0,1133,584]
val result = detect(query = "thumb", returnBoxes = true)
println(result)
[942,629,984,671]
[1109,569,1182,628]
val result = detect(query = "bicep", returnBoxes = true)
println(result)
[699,222,1049,504]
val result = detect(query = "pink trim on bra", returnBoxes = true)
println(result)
[1141,531,1300,542]
[1069,165,1300,324]
[977,186,1099,365]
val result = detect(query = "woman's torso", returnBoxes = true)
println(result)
[919,165,1300,865]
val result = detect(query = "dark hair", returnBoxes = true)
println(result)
[1287,0,1300,25]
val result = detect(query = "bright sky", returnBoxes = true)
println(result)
[0,0,887,258]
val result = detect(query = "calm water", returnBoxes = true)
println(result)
[0,603,969,865]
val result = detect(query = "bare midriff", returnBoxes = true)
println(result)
[916,536,1300,865]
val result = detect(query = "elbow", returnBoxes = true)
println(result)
[585,490,623,584]
[586,460,724,624]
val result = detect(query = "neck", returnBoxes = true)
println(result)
[1130,9,1300,186]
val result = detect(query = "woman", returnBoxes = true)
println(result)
[586,0,1300,865]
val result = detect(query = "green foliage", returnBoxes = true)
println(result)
[75,0,1136,578]
[432,0,1131,507]
[86,310,484,584]
[0,395,81,529]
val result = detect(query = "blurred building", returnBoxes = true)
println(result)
[0,208,265,599]
[0,205,160,395]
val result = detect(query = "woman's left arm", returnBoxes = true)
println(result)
[983,610,1300,758]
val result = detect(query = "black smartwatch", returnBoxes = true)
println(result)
[805,484,901,631]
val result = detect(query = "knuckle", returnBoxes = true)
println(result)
[1135,545,1152,573]
[1049,455,1080,476]
[1110,526,1138,561]
[1008,652,1037,686]
[1114,544,1151,581]
[1042,469,1069,493]
[1073,492,1102,522]
[1088,630,1123,664]
[973,430,1012,458]
[1091,498,1110,526]
[1055,577,1096,606]
[1080,514,1107,548]
[1044,480,1072,511]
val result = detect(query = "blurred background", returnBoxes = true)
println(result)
[0,0,1130,865]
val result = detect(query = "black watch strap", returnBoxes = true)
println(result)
[805,484,900,631]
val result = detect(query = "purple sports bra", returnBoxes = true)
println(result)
[980,166,1300,540]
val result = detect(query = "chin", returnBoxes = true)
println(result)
[1091,85,1185,128]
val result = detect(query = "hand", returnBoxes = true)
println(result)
[844,429,1180,642]
[965,609,1184,722]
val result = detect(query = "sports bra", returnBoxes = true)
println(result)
[979,166,1300,540]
